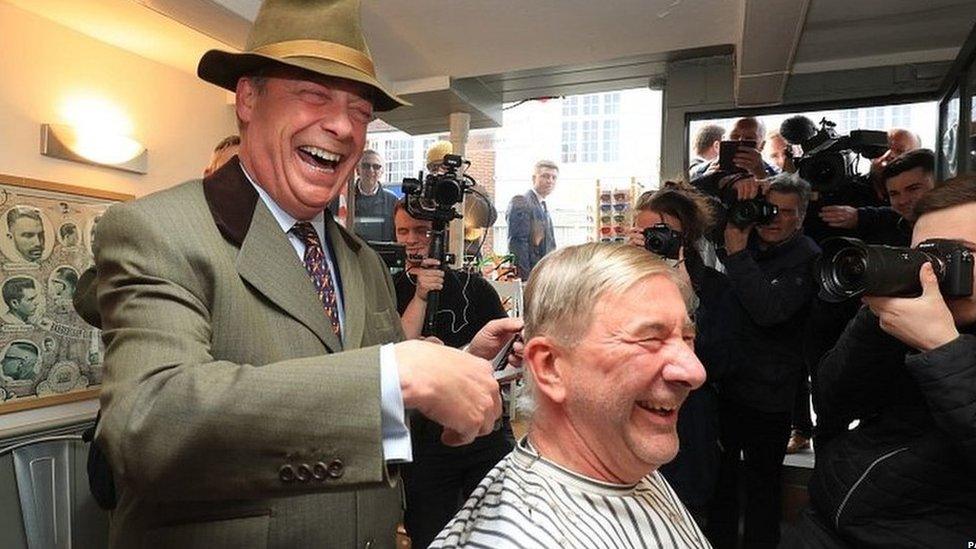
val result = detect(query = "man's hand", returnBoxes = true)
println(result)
[409,259,444,301]
[724,222,751,255]
[819,205,858,229]
[467,317,524,365]
[734,146,767,179]
[862,262,960,351]
[731,177,770,200]
[394,340,501,446]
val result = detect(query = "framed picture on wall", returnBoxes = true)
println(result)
[0,173,132,415]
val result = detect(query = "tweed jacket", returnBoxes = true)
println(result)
[94,158,406,548]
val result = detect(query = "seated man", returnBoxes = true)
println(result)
[431,243,711,548]
[792,175,976,547]
[392,198,515,547]
[819,149,935,246]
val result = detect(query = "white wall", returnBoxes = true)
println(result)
[0,3,236,198]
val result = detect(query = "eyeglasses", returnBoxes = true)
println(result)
[599,191,613,204]
[600,214,626,224]
[599,225,626,235]
[360,163,383,171]
[600,236,626,243]
[613,203,628,212]
[613,191,629,202]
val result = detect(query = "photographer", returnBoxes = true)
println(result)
[391,198,515,548]
[705,173,820,549]
[627,183,733,526]
[691,117,777,181]
[790,177,976,548]
[819,149,935,247]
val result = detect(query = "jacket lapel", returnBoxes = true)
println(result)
[325,215,364,348]
[204,157,342,353]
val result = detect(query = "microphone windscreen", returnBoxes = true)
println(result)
[780,116,818,145]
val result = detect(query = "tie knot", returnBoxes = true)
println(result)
[291,221,319,245]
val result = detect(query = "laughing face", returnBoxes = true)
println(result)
[558,275,705,478]
[235,67,374,221]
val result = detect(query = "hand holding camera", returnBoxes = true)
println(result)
[862,262,960,351]
[409,258,445,302]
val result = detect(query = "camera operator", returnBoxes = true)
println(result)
[627,183,733,527]
[391,198,515,548]
[691,117,778,181]
[818,149,935,247]
[788,176,976,548]
[705,173,821,549]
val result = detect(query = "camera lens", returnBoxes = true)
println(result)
[831,247,867,290]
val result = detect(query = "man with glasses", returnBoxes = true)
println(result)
[353,149,398,242]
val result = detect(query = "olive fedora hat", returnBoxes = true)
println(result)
[197,0,408,111]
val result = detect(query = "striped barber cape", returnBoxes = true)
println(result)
[430,437,711,548]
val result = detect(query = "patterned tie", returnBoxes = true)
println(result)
[291,222,341,338]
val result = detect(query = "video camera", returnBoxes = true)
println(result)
[780,116,888,194]
[401,154,476,223]
[818,237,974,302]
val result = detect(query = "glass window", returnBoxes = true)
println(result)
[562,96,578,117]
[561,120,578,163]
[969,69,976,173]
[383,138,414,185]
[891,105,912,129]
[581,120,599,162]
[602,119,620,162]
[941,87,960,179]
[865,107,886,130]
[604,92,621,116]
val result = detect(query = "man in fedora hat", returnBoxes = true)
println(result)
[90,1,519,547]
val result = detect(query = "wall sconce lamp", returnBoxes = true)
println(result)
[40,123,148,174]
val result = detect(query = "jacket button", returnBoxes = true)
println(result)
[312,461,328,481]
[278,464,296,483]
[327,458,344,479]
[363,539,374,549]
[296,463,312,482]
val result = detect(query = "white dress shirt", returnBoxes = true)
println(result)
[242,165,412,463]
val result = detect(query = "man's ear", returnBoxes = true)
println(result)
[235,77,257,125]
[525,336,568,405]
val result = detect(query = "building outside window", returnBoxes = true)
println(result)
[561,92,623,165]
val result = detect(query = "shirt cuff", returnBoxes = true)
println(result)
[379,343,412,463]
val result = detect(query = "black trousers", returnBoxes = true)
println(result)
[707,399,792,549]
[402,426,513,548]
[791,368,814,438]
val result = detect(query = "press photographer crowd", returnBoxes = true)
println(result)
[72,1,976,548]
[315,110,975,548]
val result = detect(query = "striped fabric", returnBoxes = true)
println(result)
[430,438,711,549]
[291,221,341,337]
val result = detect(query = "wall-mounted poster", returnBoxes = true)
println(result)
[0,174,132,414]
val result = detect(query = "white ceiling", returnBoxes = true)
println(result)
[210,0,740,84]
[10,0,976,110]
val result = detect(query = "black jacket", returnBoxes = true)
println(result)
[720,232,820,412]
[659,253,733,511]
[855,206,912,246]
[809,307,976,547]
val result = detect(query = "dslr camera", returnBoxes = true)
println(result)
[726,197,778,229]
[643,223,682,259]
[401,154,475,223]
[819,237,974,302]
